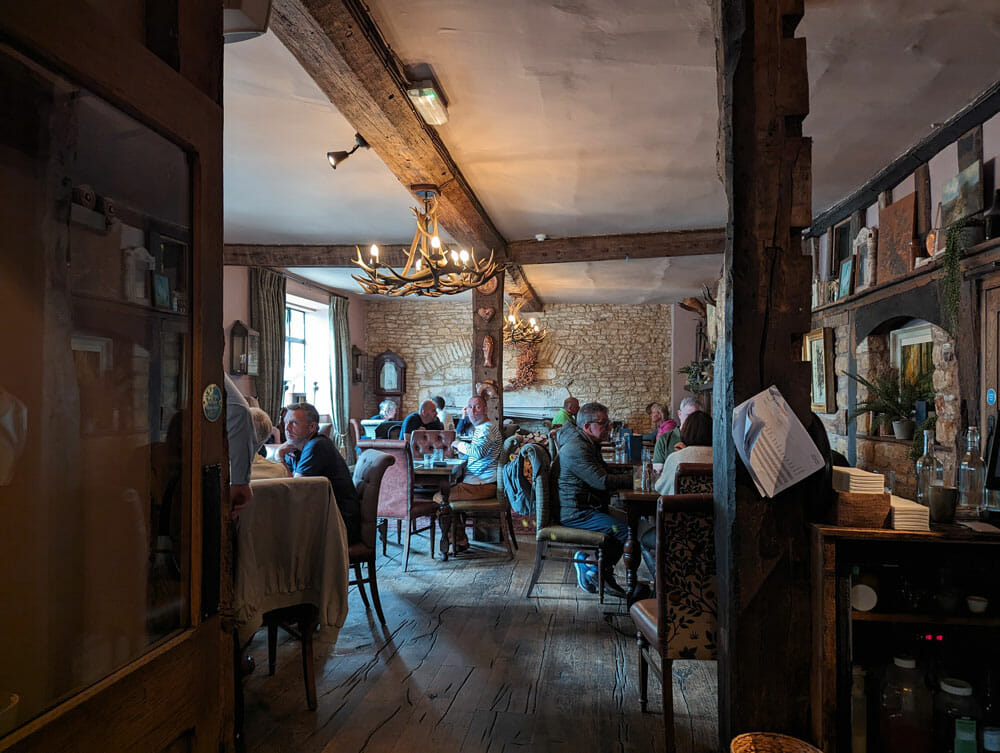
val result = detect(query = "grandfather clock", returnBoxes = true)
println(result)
[372,349,406,416]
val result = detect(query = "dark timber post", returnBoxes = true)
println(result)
[472,270,504,424]
[713,0,814,743]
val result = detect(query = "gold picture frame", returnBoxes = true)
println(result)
[804,327,836,414]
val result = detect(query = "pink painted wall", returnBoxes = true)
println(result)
[670,304,700,416]
[222,266,253,396]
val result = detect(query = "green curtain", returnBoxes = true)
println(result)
[249,267,285,423]
[329,294,352,462]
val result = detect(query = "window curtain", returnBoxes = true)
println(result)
[249,267,286,423]
[328,294,353,462]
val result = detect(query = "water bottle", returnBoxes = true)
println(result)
[916,429,944,506]
[957,426,984,520]
[640,459,654,492]
[881,655,932,753]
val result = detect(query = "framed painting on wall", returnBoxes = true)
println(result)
[804,327,836,414]
[838,258,855,300]
[853,227,877,291]
[877,192,916,285]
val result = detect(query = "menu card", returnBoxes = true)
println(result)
[732,385,825,498]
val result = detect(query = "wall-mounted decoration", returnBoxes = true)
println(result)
[940,160,983,229]
[122,246,154,304]
[476,379,499,399]
[804,327,836,414]
[373,350,406,407]
[476,277,498,295]
[229,319,259,376]
[838,257,855,300]
[152,273,171,308]
[482,334,495,367]
[877,192,916,285]
[351,345,364,383]
[477,306,495,323]
[853,227,877,291]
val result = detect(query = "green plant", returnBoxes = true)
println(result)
[679,358,713,391]
[844,369,918,425]
[941,217,981,336]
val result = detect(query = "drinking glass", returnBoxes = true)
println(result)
[423,453,434,468]
[433,447,444,462]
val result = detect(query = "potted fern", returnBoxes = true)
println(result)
[845,370,919,440]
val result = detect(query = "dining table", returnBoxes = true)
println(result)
[411,457,466,560]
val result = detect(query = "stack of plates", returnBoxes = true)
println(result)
[890,496,930,531]
[833,467,885,494]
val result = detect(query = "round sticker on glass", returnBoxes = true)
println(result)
[988,388,996,406]
[203,383,223,422]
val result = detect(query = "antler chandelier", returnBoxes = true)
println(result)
[503,296,545,345]
[352,185,500,297]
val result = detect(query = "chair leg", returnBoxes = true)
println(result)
[597,548,604,604]
[396,519,402,545]
[506,509,518,550]
[499,512,515,561]
[524,540,546,597]
[662,658,675,751]
[637,634,649,712]
[367,558,387,625]
[298,611,317,711]
[378,518,388,556]
[402,516,412,572]
[267,622,278,676]
[429,514,437,560]
[353,563,371,610]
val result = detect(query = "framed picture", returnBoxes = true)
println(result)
[853,227,877,290]
[804,327,836,414]
[838,257,855,300]
[351,345,365,383]
[152,272,171,308]
[941,160,983,229]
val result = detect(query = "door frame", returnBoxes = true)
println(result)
[0,2,228,751]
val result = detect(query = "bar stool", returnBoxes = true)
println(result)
[730,732,821,753]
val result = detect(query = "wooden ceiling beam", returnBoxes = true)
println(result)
[269,0,546,303]
[507,228,726,265]
[223,243,407,267]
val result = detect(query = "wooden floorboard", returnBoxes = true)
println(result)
[241,532,718,753]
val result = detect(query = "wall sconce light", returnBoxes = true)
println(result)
[406,80,449,125]
[327,133,370,170]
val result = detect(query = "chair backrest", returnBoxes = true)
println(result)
[410,429,456,459]
[675,462,713,494]
[318,423,333,438]
[349,418,363,446]
[359,439,412,520]
[351,450,396,549]
[374,420,402,439]
[494,436,520,508]
[654,493,716,661]
[515,441,550,523]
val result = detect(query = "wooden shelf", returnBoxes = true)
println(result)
[852,610,1000,627]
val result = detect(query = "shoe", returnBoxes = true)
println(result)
[627,582,653,606]
[454,542,470,554]
[574,552,597,594]
[601,574,628,599]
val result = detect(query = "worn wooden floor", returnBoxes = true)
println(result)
[242,531,718,753]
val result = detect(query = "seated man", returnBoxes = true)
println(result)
[652,396,700,472]
[278,402,362,544]
[448,395,503,551]
[557,401,631,596]
[370,398,398,422]
[400,399,444,437]
[550,396,579,430]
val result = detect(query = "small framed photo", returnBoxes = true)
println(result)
[838,257,855,300]
[804,327,836,414]
[152,272,171,308]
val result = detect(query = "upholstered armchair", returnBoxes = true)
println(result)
[364,439,438,571]
[523,446,606,602]
[409,429,456,460]
[629,461,715,751]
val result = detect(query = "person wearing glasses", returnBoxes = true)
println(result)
[555,401,631,596]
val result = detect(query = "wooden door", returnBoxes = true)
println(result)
[0,3,228,752]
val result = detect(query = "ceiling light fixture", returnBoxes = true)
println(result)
[327,133,370,170]
[406,79,449,125]
[352,185,500,297]
[503,295,545,345]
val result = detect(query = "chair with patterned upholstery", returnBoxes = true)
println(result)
[447,436,518,560]
[523,445,605,602]
[349,449,395,624]
[365,439,438,571]
[409,429,457,460]
[629,469,715,751]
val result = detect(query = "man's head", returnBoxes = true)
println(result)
[284,402,320,448]
[467,396,488,425]
[249,407,273,449]
[379,399,398,420]
[433,395,446,411]
[578,401,610,443]
[420,399,438,424]
[564,396,580,416]
[677,397,700,427]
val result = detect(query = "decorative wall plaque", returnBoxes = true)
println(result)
[476,277,498,295]
[482,335,495,367]
[477,306,495,323]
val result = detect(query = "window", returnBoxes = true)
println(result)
[890,321,934,392]
[831,219,853,276]
[282,293,332,417]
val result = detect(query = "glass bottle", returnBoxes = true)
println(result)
[957,426,985,520]
[916,429,944,506]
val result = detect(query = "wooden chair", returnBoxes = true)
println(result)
[730,733,821,753]
[348,449,395,624]
[629,488,715,751]
[350,418,363,446]
[365,439,438,571]
[523,445,605,602]
[448,436,518,560]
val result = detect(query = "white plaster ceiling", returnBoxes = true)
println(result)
[223,0,1000,303]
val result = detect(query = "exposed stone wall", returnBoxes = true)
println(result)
[364,300,673,431]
